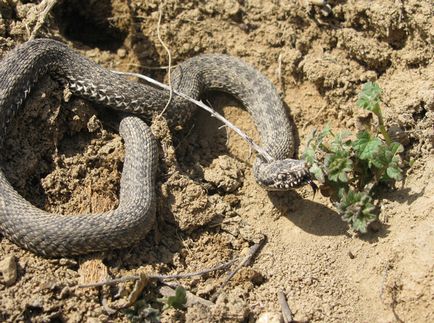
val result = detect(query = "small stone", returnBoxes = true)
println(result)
[0,255,18,286]
[256,312,282,323]
[308,0,326,6]
[117,48,127,58]
[87,115,102,133]
[58,258,78,267]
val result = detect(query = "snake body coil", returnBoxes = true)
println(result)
[0,39,310,257]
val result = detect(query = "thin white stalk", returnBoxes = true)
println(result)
[156,3,173,117]
[113,70,275,163]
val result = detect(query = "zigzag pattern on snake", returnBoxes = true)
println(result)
[0,39,311,257]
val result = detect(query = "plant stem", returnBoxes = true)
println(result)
[376,112,392,145]
[363,182,375,195]
[320,142,333,154]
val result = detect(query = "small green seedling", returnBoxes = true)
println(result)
[303,82,404,233]
[123,286,187,322]
[123,299,161,323]
[158,286,187,310]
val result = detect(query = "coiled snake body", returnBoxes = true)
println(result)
[0,39,310,257]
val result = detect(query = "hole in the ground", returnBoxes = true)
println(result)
[54,0,128,51]
[412,102,427,122]
[383,28,408,50]
[351,12,370,32]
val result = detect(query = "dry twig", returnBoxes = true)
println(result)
[126,63,176,70]
[78,258,238,289]
[116,273,149,309]
[102,297,117,315]
[113,70,274,162]
[278,290,294,323]
[156,2,173,117]
[210,239,265,302]
[29,0,58,40]
[277,52,285,95]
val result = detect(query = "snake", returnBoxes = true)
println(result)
[0,39,312,257]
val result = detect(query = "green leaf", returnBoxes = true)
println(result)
[386,166,402,181]
[325,151,352,183]
[370,145,388,169]
[357,82,382,115]
[353,131,382,162]
[370,141,404,180]
[330,130,352,153]
[360,135,382,160]
[352,201,376,233]
[336,189,377,233]
[303,146,316,165]
[318,124,332,142]
[409,158,416,168]
[162,286,187,310]
[306,125,332,151]
[123,300,160,323]
[389,141,404,155]
[309,163,325,183]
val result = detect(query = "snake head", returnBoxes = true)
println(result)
[255,158,315,191]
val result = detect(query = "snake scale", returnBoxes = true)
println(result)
[0,39,311,257]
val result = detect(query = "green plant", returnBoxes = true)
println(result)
[123,300,161,323]
[158,286,187,310]
[303,82,404,233]
[123,286,187,322]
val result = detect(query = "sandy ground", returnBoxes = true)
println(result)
[0,0,433,322]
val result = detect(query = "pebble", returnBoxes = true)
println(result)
[256,312,282,323]
[117,48,127,58]
[0,255,18,286]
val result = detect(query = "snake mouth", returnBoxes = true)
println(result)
[306,176,318,194]
[256,159,315,191]
[273,168,313,190]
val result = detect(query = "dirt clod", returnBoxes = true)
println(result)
[0,256,17,286]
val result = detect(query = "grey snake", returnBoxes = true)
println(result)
[0,39,311,257]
